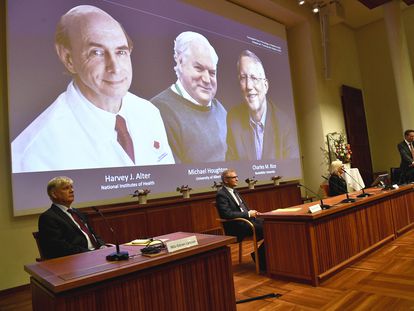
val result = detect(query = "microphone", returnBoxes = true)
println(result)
[91,207,129,261]
[297,183,330,210]
[321,175,355,203]
[342,169,371,198]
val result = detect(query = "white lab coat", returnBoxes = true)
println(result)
[12,81,174,172]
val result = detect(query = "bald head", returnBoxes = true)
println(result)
[54,5,133,112]
[55,5,132,51]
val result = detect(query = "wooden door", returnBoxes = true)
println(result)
[341,85,374,185]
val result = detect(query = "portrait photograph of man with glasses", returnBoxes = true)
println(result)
[226,50,298,161]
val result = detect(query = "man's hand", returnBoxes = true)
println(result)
[248,210,259,218]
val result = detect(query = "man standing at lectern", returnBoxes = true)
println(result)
[398,129,414,184]
[38,176,105,259]
[216,169,266,271]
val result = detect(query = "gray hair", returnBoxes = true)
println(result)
[173,31,218,77]
[47,176,73,199]
[221,169,236,183]
[55,5,133,51]
[330,160,343,175]
[237,50,266,78]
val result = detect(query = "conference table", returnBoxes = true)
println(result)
[261,184,414,286]
[25,232,237,311]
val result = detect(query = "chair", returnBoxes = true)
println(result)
[32,231,45,261]
[217,217,262,274]
[390,167,401,185]
[320,183,330,198]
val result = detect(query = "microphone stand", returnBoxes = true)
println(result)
[297,183,330,210]
[92,207,129,261]
[342,168,371,198]
[321,175,355,203]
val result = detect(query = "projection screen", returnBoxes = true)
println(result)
[7,0,301,215]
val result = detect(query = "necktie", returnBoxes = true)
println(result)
[67,209,98,248]
[234,191,247,212]
[115,115,135,163]
[410,143,414,159]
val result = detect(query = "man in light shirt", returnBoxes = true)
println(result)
[151,31,227,163]
[226,50,298,161]
[12,5,174,172]
[38,176,105,259]
[397,129,414,184]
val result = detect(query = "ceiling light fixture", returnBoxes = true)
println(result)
[298,0,306,5]
[312,3,320,13]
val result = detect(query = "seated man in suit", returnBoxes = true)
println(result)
[215,169,266,271]
[38,176,105,259]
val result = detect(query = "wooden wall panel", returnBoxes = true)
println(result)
[146,204,192,237]
[264,221,312,281]
[92,210,148,243]
[86,183,301,242]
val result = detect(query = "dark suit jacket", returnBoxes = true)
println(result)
[328,174,347,196]
[215,187,263,241]
[38,204,104,259]
[226,99,298,161]
[398,141,414,183]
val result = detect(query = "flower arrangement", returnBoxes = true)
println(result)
[332,134,352,163]
[176,185,192,193]
[245,177,257,189]
[177,185,192,198]
[245,177,257,185]
[132,189,151,204]
[271,176,282,186]
[132,189,151,197]
[211,181,223,190]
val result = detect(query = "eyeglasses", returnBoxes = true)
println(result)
[239,74,266,85]
[225,176,238,179]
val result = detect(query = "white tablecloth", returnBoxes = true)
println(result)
[343,168,365,191]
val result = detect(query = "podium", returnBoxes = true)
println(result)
[25,232,236,311]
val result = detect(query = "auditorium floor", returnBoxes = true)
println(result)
[1,229,414,311]
[232,229,414,310]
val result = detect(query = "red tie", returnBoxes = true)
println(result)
[67,209,98,249]
[115,114,135,163]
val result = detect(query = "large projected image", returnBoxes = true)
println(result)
[8,0,301,215]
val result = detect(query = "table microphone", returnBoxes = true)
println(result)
[91,207,129,261]
[321,175,355,203]
[342,169,372,198]
[297,183,330,209]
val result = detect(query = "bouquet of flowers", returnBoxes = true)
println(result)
[211,181,223,190]
[176,185,192,193]
[245,177,258,185]
[333,134,352,163]
[132,189,151,197]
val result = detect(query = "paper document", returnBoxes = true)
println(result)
[273,207,302,212]
[126,238,169,246]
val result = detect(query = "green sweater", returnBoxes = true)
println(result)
[151,88,227,163]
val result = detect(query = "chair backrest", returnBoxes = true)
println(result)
[320,183,330,198]
[32,231,45,261]
[390,167,401,185]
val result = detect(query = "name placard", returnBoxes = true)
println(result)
[308,204,322,214]
[166,235,198,253]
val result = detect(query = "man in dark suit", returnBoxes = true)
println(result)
[215,169,266,270]
[398,129,414,184]
[38,176,105,259]
[226,50,298,161]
